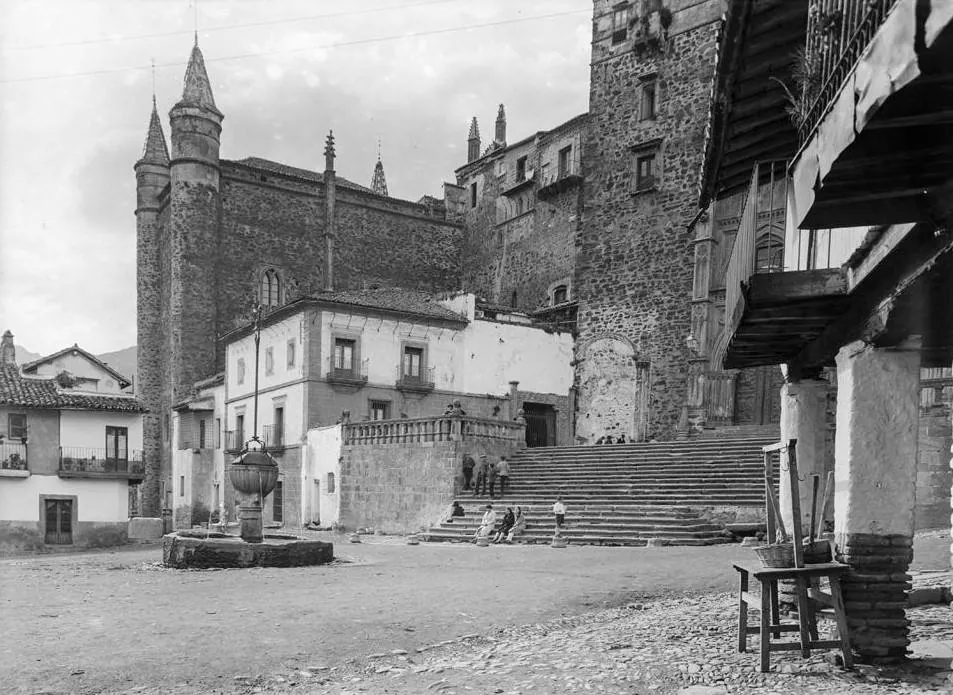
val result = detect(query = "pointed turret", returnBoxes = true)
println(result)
[178,40,221,115]
[139,98,170,166]
[467,117,481,163]
[494,104,506,146]
[371,144,388,197]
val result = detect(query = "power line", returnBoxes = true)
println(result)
[3,0,467,52]
[0,8,589,85]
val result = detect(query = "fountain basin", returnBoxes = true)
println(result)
[162,530,334,569]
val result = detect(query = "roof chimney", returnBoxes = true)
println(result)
[1,330,16,366]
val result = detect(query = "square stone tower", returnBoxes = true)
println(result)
[576,0,723,441]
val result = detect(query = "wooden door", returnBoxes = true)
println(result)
[44,499,73,545]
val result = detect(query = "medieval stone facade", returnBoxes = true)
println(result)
[135,44,463,516]
[576,0,723,441]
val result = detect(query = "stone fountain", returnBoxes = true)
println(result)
[163,308,333,569]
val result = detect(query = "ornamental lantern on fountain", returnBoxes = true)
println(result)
[228,307,279,543]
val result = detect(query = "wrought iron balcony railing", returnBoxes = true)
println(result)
[0,441,28,471]
[59,447,144,476]
[799,0,899,143]
[261,424,285,449]
[325,357,369,386]
[395,364,436,392]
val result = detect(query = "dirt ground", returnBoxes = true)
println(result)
[0,533,948,695]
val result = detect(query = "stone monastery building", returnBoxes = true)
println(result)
[135,2,784,516]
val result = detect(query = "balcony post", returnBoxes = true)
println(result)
[778,373,832,536]
[833,339,920,664]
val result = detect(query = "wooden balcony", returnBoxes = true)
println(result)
[59,447,144,481]
[791,0,953,229]
[721,162,850,369]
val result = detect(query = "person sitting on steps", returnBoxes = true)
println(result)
[506,506,527,543]
[473,504,497,541]
[494,507,515,543]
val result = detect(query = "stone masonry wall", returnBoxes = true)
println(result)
[578,1,721,441]
[916,401,953,529]
[339,434,522,534]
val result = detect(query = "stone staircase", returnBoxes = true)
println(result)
[423,434,779,547]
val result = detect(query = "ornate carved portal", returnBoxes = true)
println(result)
[575,335,651,443]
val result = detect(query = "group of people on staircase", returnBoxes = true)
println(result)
[461,453,510,498]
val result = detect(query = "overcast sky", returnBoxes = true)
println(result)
[0,0,592,356]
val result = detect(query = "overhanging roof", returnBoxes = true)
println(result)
[699,0,807,207]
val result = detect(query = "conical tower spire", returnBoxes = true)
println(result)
[179,41,220,114]
[495,103,506,145]
[467,117,481,163]
[371,140,388,196]
[139,97,170,165]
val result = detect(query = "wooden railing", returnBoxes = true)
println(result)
[801,0,899,144]
[724,161,788,336]
[344,415,524,446]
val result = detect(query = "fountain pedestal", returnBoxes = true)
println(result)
[240,501,264,543]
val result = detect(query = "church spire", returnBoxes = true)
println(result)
[494,104,506,146]
[467,117,481,163]
[139,97,170,166]
[371,140,388,196]
[178,40,220,114]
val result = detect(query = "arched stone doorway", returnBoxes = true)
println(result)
[575,334,650,443]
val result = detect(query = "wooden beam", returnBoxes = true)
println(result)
[791,228,953,370]
[748,269,848,305]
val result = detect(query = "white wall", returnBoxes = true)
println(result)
[227,313,305,401]
[305,424,342,526]
[30,352,127,393]
[461,319,573,395]
[0,475,128,522]
[59,411,143,451]
[320,311,464,390]
[228,383,305,447]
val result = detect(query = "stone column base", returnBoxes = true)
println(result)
[834,532,913,663]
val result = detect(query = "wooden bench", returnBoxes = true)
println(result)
[734,561,854,673]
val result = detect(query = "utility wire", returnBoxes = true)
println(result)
[0,8,588,85]
[4,0,465,52]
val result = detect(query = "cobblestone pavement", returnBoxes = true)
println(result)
[202,596,951,695]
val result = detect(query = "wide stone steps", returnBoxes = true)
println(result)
[423,434,777,547]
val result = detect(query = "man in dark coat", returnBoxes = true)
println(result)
[474,455,490,496]
[462,454,475,491]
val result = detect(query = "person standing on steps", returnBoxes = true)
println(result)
[552,497,567,533]
[461,453,475,491]
[496,455,511,498]
[487,454,499,499]
[474,455,490,497]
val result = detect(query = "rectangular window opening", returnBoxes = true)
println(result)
[558,146,572,178]
[611,4,628,44]
[105,426,129,462]
[634,150,658,191]
[8,413,27,439]
[179,475,185,497]
[470,182,477,208]
[265,347,274,376]
[287,339,296,369]
[237,358,246,385]
[274,406,284,446]
[273,481,284,523]
[199,419,206,449]
[333,338,356,373]
[403,347,424,379]
[640,81,657,121]
[516,156,527,182]
[370,400,390,421]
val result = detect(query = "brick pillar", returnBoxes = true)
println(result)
[779,378,830,535]
[833,340,920,664]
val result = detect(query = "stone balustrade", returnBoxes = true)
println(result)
[344,415,524,446]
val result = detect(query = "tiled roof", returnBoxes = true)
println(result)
[312,288,468,323]
[0,364,145,413]
[226,157,375,194]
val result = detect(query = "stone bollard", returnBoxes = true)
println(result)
[551,536,568,548]
[406,535,420,545]
[349,533,362,543]
[740,536,760,547]
[476,536,490,547]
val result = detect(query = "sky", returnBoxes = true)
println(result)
[0,0,592,356]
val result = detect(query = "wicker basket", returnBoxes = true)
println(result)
[754,542,795,568]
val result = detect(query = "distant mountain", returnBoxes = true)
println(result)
[96,346,138,385]
[14,346,42,365]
